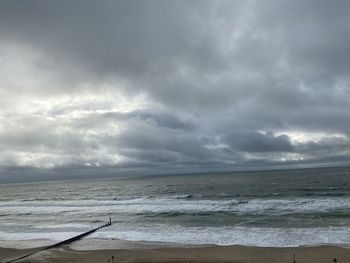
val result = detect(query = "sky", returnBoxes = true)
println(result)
[0,0,350,182]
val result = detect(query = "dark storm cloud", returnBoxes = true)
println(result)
[103,111,194,131]
[1,0,350,182]
[0,0,227,87]
[295,137,350,158]
[225,131,294,153]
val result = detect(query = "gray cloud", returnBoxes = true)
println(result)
[1,0,350,182]
[226,131,294,153]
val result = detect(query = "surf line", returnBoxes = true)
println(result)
[6,217,112,263]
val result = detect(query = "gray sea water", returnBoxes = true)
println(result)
[1,167,350,248]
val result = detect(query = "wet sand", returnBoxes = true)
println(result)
[2,245,350,263]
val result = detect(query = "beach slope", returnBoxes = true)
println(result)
[2,245,350,263]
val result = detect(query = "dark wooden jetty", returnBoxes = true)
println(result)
[6,219,112,263]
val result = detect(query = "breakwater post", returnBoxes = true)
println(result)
[6,219,112,263]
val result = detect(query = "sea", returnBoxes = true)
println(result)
[1,166,350,249]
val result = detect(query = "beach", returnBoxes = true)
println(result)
[2,244,350,263]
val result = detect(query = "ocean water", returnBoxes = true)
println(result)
[1,167,350,248]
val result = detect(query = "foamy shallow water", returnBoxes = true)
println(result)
[2,224,350,249]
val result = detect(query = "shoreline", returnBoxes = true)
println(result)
[3,237,350,250]
[2,243,350,263]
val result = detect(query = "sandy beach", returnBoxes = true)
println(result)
[2,245,350,263]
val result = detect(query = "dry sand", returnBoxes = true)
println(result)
[2,245,350,263]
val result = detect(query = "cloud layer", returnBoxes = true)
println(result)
[1,0,350,181]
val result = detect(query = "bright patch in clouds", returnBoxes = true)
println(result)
[276,131,348,144]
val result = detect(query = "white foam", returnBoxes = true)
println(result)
[1,197,349,215]
[2,226,350,248]
[90,225,350,247]
[1,225,350,248]
[234,198,350,214]
[33,223,91,229]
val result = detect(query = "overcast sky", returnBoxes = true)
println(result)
[1,0,350,182]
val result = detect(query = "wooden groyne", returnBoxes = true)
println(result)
[6,219,112,263]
